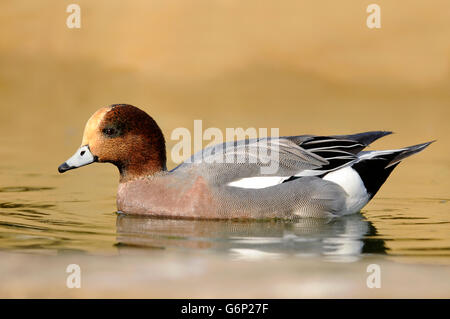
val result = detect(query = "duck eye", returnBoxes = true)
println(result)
[102,128,117,136]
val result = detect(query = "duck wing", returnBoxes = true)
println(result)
[173,131,392,188]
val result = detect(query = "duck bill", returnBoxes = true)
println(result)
[58,145,97,173]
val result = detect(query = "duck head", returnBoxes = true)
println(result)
[58,104,166,182]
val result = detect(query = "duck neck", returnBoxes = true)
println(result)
[117,142,167,183]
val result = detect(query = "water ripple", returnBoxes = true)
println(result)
[0,186,54,193]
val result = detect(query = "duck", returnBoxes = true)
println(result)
[58,104,433,219]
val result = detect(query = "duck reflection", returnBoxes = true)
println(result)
[115,213,387,262]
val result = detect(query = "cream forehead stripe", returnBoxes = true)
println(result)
[81,107,110,146]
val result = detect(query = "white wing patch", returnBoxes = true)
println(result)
[227,176,287,189]
[294,169,327,177]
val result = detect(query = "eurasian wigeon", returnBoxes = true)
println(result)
[58,104,433,219]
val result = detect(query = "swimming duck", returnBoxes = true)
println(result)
[58,104,433,219]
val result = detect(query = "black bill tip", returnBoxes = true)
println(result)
[58,162,72,173]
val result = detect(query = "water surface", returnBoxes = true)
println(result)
[0,160,448,264]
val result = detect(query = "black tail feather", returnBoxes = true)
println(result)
[386,141,435,168]
[352,160,399,199]
[352,141,434,199]
[332,131,393,147]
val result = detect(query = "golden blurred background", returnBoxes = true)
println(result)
[0,0,448,201]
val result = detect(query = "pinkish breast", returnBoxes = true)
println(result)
[116,175,218,218]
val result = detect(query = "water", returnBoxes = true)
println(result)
[0,180,447,262]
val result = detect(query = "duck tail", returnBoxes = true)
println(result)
[384,141,435,168]
[351,141,435,199]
